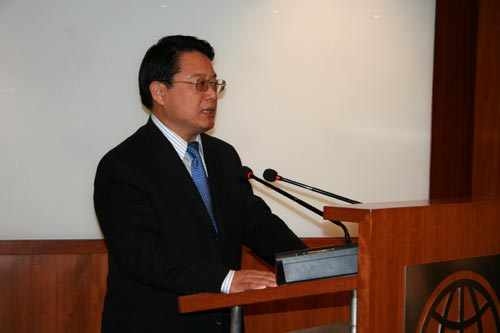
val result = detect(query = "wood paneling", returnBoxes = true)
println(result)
[430,0,500,199]
[0,247,108,333]
[429,0,478,199]
[0,238,349,333]
[472,0,500,197]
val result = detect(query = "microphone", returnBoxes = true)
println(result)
[240,166,352,244]
[263,168,361,204]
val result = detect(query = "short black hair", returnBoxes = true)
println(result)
[138,35,215,109]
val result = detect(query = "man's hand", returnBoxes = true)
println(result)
[230,269,277,293]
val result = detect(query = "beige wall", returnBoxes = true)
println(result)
[0,0,436,239]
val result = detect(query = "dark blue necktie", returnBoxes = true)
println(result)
[187,142,218,233]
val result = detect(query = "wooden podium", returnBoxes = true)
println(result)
[178,199,500,333]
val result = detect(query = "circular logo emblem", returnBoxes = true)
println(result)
[417,271,500,332]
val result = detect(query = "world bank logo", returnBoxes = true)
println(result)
[417,271,500,333]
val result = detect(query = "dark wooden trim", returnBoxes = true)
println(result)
[0,238,335,255]
[0,239,107,254]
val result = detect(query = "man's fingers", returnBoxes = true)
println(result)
[230,270,278,293]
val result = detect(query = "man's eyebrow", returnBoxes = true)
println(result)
[189,73,218,79]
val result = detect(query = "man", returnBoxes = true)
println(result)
[94,35,306,332]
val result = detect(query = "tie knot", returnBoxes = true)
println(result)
[187,141,200,158]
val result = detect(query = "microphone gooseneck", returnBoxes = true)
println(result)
[241,166,352,244]
[263,168,361,204]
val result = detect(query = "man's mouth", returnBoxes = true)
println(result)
[201,108,216,114]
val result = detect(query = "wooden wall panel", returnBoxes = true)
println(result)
[472,0,500,197]
[0,241,107,333]
[0,238,349,333]
[429,0,478,199]
[430,0,500,199]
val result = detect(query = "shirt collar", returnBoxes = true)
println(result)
[151,114,204,160]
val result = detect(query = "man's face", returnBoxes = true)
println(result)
[151,51,219,142]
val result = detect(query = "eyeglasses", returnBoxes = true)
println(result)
[160,79,226,94]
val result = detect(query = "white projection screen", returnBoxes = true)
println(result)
[0,0,436,239]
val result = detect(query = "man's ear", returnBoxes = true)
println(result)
[149,81,167,106]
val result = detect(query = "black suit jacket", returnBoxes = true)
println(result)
[94,118,306,332]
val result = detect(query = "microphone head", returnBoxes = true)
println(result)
[263,168,279,182]
[239,166,254,181]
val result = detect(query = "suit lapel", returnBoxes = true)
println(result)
[201,135,225,235]
[143,120,216,234]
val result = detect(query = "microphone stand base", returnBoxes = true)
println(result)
[275,243,358,285]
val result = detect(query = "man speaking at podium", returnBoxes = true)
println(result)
[94,35,306,332]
